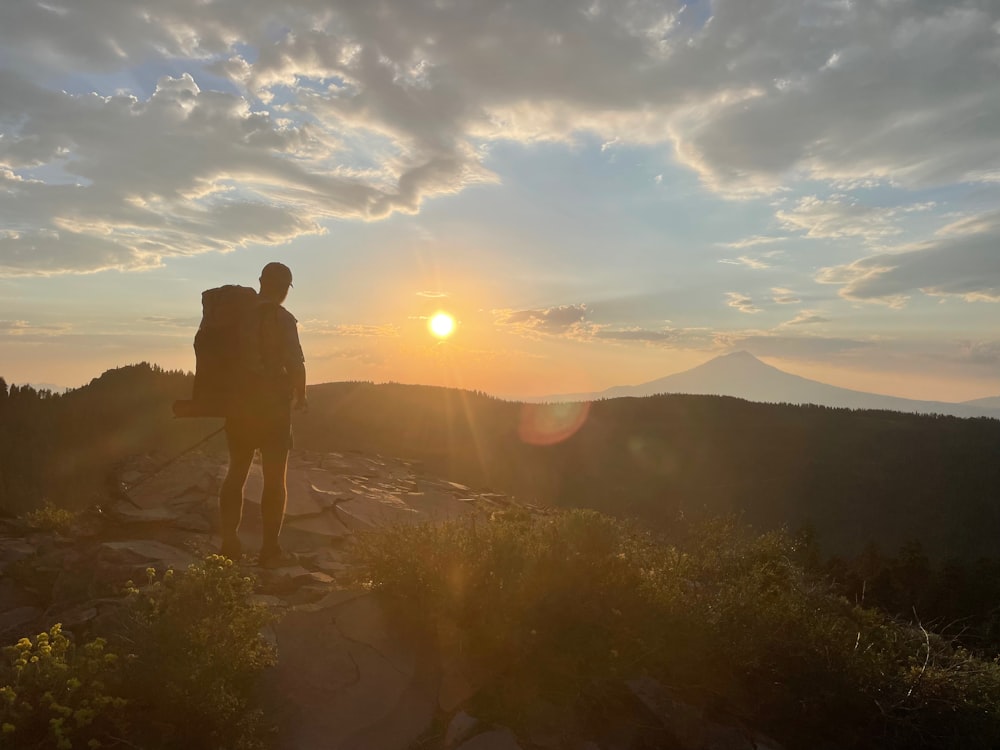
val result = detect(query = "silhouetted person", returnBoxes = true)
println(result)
[219,261,307,566]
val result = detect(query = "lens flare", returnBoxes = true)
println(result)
[518,401,591,446]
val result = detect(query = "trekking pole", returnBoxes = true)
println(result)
[120,425,227,501]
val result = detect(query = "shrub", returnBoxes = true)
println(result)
[117,556,277,750]
[1,556,278,750]
[357,510,683,723]
[0,624,127,750]
[21,502,78,534]
[356,510,1000,749]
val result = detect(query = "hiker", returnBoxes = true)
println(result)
[219,261,307,566]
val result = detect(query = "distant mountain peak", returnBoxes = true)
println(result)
[686,350,780,376]
[700,350,777,368]
[538,351,1000,419]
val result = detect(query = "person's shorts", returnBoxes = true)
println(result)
[225,408,292,453]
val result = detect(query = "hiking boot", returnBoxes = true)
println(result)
[258,544,296,569]
[220,535,243,561]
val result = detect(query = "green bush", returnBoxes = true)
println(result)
[356,510,1000,749]
[357,509,687,725]
[1,556,277,750]
[21,503,79,534]
[118,556,277,750]
[0,624,127,750]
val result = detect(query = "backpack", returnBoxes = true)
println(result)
[173,285,260,418]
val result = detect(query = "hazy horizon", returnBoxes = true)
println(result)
[10,350,1000,410]
[3,1,1000,402]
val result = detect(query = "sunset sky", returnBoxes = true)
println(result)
[2,0,1000,401]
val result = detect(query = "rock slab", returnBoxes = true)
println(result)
[265,592,439,750]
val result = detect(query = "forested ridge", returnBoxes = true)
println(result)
[298,381,1000,560]
[0,363,203,515]
[5,368,1000,561]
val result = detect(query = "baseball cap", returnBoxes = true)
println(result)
[260,261,293,287]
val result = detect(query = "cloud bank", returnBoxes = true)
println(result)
[819,210,1000,304]
[1,0,998,275]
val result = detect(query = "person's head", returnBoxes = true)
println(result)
[259,261,293,302]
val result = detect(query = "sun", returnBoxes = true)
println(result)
[429,312,456,338]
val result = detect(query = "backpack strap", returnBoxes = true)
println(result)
[251,300,286,378]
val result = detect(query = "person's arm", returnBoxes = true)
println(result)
[290,360,307,411]
[282,310,308,411]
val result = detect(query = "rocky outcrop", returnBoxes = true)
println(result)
[1,447,517,749]
[264,591,440,750]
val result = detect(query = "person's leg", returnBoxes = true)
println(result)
[220,438,255,558]
[259,441,289,555]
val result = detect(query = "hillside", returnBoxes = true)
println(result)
[296,380,1000,561]
[0,364,207,515]
[6,365,1000,562]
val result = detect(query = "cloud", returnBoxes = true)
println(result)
[0,72,343,275]
[776,195,905,242]
[0,329,178,348]
[0,319,71,337]
[2,0,998,273]
[593,328,676,342]
[668,4,1000,193]
[587,326,716,349]
[300,320,400,337]
[959,340,1000,367]
[719,256,772,270]
[725,292,761,314]
[493,304,589,338]
[141,316,200,328]
[417,291,449,298]
[780,310,830,326]
[0,62,492,275]
[771,288,800,304]
[818,209,1000,304]
[718,236,788,250]
[493,301,715,348]
[714,332,875,360]
[315,346,388,366]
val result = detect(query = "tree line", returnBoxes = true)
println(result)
[0,364,204,515]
